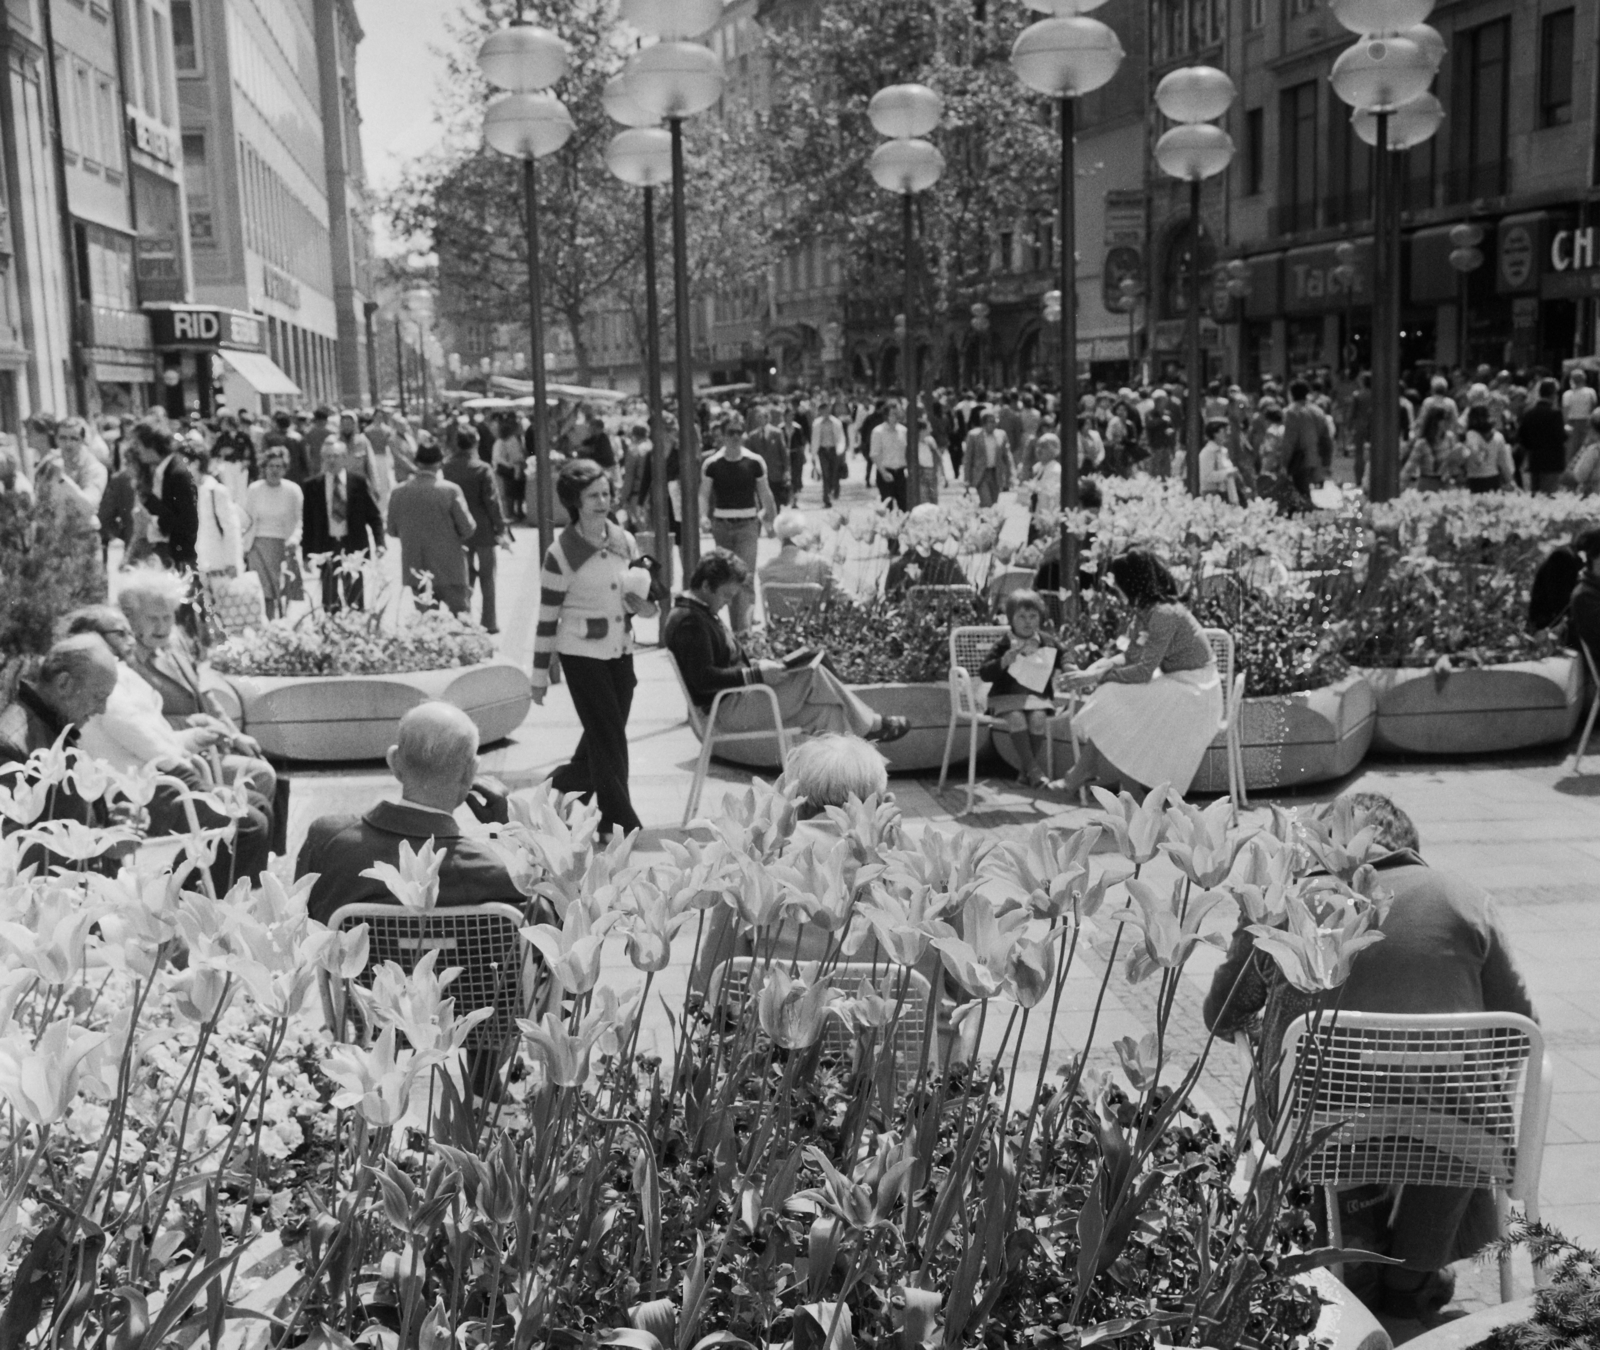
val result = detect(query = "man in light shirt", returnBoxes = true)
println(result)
[301,440,384,610]
[810,399,847,507]
[869,400,909,510]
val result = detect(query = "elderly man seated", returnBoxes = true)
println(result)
[65,605,271,890]
[0,635,129,874]
[663,551,908,745]
[758,510,836,601]
[295,702,529,926]
[115,567,276,803]
[884,503,969,597]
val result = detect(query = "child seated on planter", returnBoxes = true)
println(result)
[978,589,1065,789]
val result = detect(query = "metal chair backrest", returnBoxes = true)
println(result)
[709,957,934,1090]
[761,580,826,620]
[1200,626,1236,731]
[325,902,531,1054]
[1278,1010,1549,1198]
[949,625,1011,718]
[667,649,710,737]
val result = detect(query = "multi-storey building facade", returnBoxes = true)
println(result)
[172,0,370,414]
[1198,0,1599,388]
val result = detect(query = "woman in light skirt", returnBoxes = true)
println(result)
[242,446,304,617]
[1059,550,1221,797]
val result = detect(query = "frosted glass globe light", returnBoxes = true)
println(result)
[869,139,945,195]
[1155,123,1235,181]
[1155,66,1236,124]
[1330,34,1435,113]
[1010,17,1125,99]
[1399,23,1445,72]
[477,24,568,93]
[1350,91,1443,148]
[868,84,943,140]
[606,127,673,188]
[1330,0,1434,36]
[483,93,575,160]
[1024,0,1110,14]
[626,42,725,120]
[620,0,723,40]
[602,73,658,127]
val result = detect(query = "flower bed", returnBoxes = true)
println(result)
[0,742,1414,1350]
[210,605,496,677]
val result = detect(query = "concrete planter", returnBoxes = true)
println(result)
[704,680,964,774]
[1361,655,1583,755]
[229,660,532,762]
[1302,1267,1393,1350]
[1392,1294,1535,1350]
[993,673,1376,795]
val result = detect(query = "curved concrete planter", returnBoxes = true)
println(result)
[703,680,965,774]
[1392,1294,1534,1350]
[994,673,1376,795]
[229,660,532,762]
[1302,1267,1392,1350]
[1362,654,1583,755]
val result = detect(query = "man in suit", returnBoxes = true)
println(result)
[132,425,198,570]
[295,702,532,926]
[387,440,475,615]
[962,408,1013,507]
[0,635,129,875]
[302,438,384,610]
[442,426,509,631]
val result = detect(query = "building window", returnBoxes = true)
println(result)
[1451,18,1509,201]
[1244,107,1264,195]
[74,63,98,165]
[151,8,174,120]
[1278,81,1318,232]
[171,0,199,73]
[1325,102,1370,226]
[999,228,1013,272]
[1540,9,1574,128]
[53,53,77,157]
[1246,0,1265,29]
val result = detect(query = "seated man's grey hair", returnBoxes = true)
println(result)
[116,566,188,616]
[1337,791,1419,855]
[784,735,888,819]
[39,633,115,685]
[392,702,479,789]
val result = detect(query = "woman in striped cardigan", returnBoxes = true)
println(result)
[531,458,656,836]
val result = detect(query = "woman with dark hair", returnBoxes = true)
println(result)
[1462,402,1516,493]
[531,457,657,836]
[1057,549,1221,796]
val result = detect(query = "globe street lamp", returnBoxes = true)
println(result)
[1011,3,1124,605]
[479,19,573,558]
[1154,65,1236,496]
[1448,221,1485,374]
[869,83,944,508]
[1330,0,1443,500]
[625,22,723,576]
[604,78,674,580]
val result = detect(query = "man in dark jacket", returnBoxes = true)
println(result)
[662,551,904,742]
[0,635,127,874]
[443,426,509,631]
[1280,379,1332,499]
[387,441,474,613]
[133,426,198,570]
[295,702,529,925]
[302,439,384,610]
[1203,793,1536,1322]
[1516,378,1569,494]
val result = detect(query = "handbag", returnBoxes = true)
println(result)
[207,569,268,635]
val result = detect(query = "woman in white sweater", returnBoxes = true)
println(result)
[242,446,304,616]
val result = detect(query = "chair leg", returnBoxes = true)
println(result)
[965,722,980,816]
[1572,695,1599,773]
[940,716,958,791]
[1325,1184,1344,1286]
[685,726,718,826]
[1045,720,1054,781]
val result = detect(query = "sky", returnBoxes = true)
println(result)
[352,0,462,252]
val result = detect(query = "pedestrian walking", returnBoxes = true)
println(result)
[242,447,303,617]
[869,401,909,510]
[302,438,383,611]
[387,440,475,613]
[700,418,776,633]
[443,425,509,632]
[747,406,791,507]
[962,408,1013,507]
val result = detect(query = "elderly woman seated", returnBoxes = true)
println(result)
[758,511,835,616]
[884,503,968,597]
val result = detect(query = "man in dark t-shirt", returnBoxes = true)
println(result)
[699,419,776,633]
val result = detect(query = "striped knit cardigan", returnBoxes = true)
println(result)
[532,522,640,689]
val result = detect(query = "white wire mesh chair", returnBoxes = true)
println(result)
[708,957,935,1091]
[668,652,800,825]
[318,902,538,1063]
[1200,626,1248,815]
[1570,642,1600,773]
[1278,1010,1553,1301]
[760,580,826,621]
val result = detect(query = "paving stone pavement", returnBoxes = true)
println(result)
[283,462,1597,1334]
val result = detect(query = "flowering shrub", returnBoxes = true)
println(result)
[0,491,105,694]
[0,735,1404,1350]
[210,605,494,676]
[757,590,990,684]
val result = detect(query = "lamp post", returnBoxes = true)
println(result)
[1153,65,1236,496]
[1011,1,1124,606]
[604,105,675,577]
[869,84,945,509]
[970,302,990,385]
[624,2,724,578]
[478,18,574,559]
[1331,0,1443,500]
[1448,222,1485,372]
[1042,288,1062,385]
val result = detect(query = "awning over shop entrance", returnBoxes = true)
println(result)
[215,347,299,395]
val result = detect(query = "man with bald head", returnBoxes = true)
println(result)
[295,701,527,925]
[0,634,125,873]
